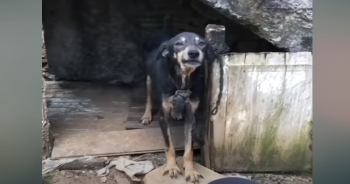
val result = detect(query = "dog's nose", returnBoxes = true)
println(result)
[188,50,199,59]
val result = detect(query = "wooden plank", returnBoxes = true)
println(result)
[50,117,127,133]
[125,120,184,130]
[222,53,259,171]
[127,116,160,121]
[210,52,312,172]
[45,81,130,134]
[59,157,107,170]
[51,127,200,158]
[209,54,229,171]
[125,117,205,130]
[129,98,160,108]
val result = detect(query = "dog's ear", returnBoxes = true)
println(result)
[157,41,169,58]
[205,41,216,65]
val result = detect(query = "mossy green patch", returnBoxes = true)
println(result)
[259,103,284,168]
[286,118,312,170]
[42,173,52,184]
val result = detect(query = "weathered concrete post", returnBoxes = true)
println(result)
[205,25,226,49]
[205,24,229,55]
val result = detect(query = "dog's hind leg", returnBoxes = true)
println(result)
[160,95,181,178]
[140,75,153,125]
[183,98,203,183]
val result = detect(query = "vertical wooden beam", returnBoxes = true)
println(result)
[42,78,54,159]
[202,24,227,169]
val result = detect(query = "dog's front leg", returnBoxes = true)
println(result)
[183,98,202,183]
[160,94,181,178]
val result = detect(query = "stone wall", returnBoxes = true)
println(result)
[199,0,312,52]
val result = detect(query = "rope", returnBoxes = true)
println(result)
[210,54,223,115]
[210,45,228,115]
[213,45,230,55]
[171,89,192,118]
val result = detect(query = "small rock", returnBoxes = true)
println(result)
[270,175,278,181]
[114,175,130,184]
[74,175,79,179]
[254,179,262,184]
[96,115,104,120]
[100,176,107,183]
[276,175,283,181]
[89,170,94,174]
[60,170,67,175]
[72,170,81,175]
[66,172,74,178]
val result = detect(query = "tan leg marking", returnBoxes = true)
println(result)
[190,98,199,114]
[162,94,173,117]
[162,96,181,178]
[184,146,202,183]
[183,98,202,183]
[140,75,152,125]
[163,135,181,178]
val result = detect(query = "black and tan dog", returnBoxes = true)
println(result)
[140,31,215,183]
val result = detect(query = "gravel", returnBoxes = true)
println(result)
[223,173,312,184]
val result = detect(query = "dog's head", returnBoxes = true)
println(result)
[158,32,215,71]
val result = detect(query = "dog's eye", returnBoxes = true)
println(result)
[175,42,183,46]
[198,41,206,46]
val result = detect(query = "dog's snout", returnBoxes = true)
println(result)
[188,50,199,59]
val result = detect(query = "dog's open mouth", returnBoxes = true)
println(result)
[183,60,201,67]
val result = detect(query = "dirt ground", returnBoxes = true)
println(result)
[44,169,135,184]
[43,153,312,184]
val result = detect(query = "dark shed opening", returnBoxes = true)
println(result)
[42,0,285,159]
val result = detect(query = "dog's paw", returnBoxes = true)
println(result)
[184,167,203,184]
[171,111,183,120]
[163,163,182,179]
[139,115,152,125]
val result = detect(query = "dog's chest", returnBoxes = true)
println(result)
[171,66,198,90]
[171,74,194,90]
